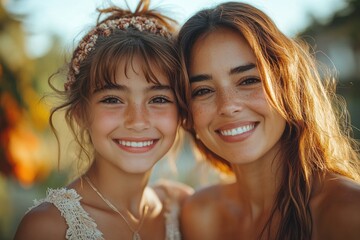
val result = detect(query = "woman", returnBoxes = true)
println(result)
[177,2,360,239]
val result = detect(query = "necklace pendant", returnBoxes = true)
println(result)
[133,232,141,240]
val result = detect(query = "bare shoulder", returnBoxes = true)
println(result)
[181,184,226,240]
[14,202,67,240]
[312,174,360,239]
[151,179,194,204]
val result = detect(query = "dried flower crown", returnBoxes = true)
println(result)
[65,16,172,91]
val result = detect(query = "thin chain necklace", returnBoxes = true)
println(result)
[84,176,149,240]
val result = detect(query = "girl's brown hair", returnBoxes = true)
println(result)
[49,0,185,173]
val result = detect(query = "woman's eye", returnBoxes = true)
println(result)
[240,77,261,85]
[191,88,213,97]
[100,96,122,104]
[149,96,172,104]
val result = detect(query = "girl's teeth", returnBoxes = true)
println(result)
[220,124,255,136]
[119,140,154,147]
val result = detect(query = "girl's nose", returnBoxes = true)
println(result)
[124,103,150,131]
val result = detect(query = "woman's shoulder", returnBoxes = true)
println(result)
[14,200,67,240]
[180,184,224,226]
[180,183,230,240]
[312,173,360,239]
[316,173,360,206]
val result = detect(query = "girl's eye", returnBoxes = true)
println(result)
[240,77,261,85]
[100,96,122,104]
[149,96,172,104]
[191,88,213,98]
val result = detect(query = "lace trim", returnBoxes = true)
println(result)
[28,187,181,240]
[164,197,181,240]
[28,188,104,240]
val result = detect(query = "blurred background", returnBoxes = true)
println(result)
[1,0,359,239]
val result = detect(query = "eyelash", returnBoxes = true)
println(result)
[99,95,173,104]
[191,88,213,98]
[191,77,261,98]
[239,77,261,85]
[100,96,122,104]
[149,95,173,104]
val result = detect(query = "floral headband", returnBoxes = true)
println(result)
[65,16,172,91]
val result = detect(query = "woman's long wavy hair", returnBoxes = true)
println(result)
[177,2,360,239]
[48,0,185,175]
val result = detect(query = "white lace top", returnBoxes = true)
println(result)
[28,188,181,240]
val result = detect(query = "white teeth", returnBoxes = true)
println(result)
[220,124,255,136]
[119,140,154,147]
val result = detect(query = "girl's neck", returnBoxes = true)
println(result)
[85,163,151,217]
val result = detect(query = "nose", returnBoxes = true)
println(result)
[217,88,243,116]
[124,103,150,131]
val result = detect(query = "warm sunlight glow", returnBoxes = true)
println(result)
[8,123,52,186]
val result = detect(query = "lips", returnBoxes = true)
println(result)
[218,123,256,136]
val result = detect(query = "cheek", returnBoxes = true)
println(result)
[251,89,286,133]
[247,87,265,100]
[153,107,179,134]
[190,102,213,130]
[90,110,121,132]
[247,88,269,111]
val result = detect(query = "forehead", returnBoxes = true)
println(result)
[189,28,256,75]
[115,54,169,85]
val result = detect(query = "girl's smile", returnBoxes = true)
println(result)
[115,138,158,153]
[89,55,179,173]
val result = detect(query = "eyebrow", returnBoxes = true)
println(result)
[229,63,256,75]
[148,84,172,91]
[93,84,125,93]
[189,63,256,84]
[189,74,211,83]
[93,83,172,93]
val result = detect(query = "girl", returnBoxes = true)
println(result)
[177,2,360,239]
[14,0,192,239]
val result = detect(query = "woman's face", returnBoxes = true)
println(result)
[87,55,179,173]
[188,28,286,165]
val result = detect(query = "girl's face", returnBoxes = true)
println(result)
[189,28,286,165]
[88,56,179,173]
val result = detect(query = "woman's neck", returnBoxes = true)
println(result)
[231,154,283,215]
